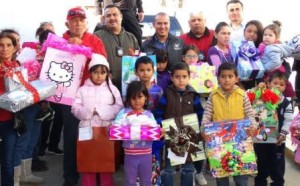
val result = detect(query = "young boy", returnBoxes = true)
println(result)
[154,49,171,93]
[155,62,204,186]
[201,62,257,186]
[254,71,293,186]
[135,56,164,185]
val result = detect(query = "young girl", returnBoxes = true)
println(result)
[259,21,296,98]
[71,54,123,186]
[154,49,171,93]
[182,44,201,65]
[208,22,235,74]
[243,20,264,48]
[112,81,161,186]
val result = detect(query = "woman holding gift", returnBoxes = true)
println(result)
[71,53,123,186]
[112,81,162,186]
[0,32,19,186]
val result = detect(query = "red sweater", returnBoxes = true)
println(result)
[0,61,19,121]
[180,28,214,62]
[62,31,107,85]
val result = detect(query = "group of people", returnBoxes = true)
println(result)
[0,0,300,186]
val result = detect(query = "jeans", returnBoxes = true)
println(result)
[161,157,194,186]
[0,120,17,186]
[14,104,42,166]
[62,104,79,182]
[216,175,249,186]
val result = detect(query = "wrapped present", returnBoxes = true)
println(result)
[235,41,265,80]
[189,63,218,93]
[122,55,157,97]
[204,119,257,178]
[162,114,205,165]
[4,67,28,92]
[0,80,56,112]
[39,33,90,106]
[109,125,161,140]
[247,88,281,143]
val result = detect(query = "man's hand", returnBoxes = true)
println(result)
[137,12,144,22]
[160,128,165,138]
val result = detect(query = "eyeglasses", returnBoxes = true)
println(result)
[184,55,198,59]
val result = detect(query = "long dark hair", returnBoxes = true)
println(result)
[211,22,230,47]
[0,33,18,63]
[244,20,264,48]
[89,64,116,104]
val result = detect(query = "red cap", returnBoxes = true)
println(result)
[66,7,86,21]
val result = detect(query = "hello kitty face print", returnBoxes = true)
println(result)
[47,61,74,101]
[39,47,86,105]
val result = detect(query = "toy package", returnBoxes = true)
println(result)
[204,119,257,178]
[290,113,300,163]
[247,87,281,143]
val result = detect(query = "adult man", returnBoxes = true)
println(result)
[142,12,184,67]
[180,11,214,62]
[94,4,139,92]
[62,7,107,186]
[102,0,144,47]
[226,0,245,42]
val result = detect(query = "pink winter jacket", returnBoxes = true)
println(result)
[71,78,123,127]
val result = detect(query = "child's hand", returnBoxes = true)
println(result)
[160,128,165,138]
[258,82,266,89]
[246,126,257,137]
[201,132,209,142]
[276,134,286,146]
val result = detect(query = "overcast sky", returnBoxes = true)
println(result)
[0,0,299,43]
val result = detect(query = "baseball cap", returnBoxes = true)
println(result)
[67,7,86,21]
[88,54,110,70]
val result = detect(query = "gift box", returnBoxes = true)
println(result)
[247,88,280,143]
[4,67,28,92]
[205,141,257,178]
[0,80,56,112]
[204,119,257,178]
[235,41,265,80]
[189,63,218,93]
[109,125,161,140]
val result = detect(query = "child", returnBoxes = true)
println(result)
[254,71,293,186]
[201,62,257,186]
[258,21,296,99]
[71,54,123,186]
[208,22,235,74]
[112,81,161,186]
[182,44,201,65]
[154,49,171,93]
[134,56,164,185]
[182,44,208,185]
[135,56,163,110]
[155,62,204,186]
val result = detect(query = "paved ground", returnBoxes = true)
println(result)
[19,148,300,186]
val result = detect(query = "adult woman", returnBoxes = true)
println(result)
[0,33,18,186]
